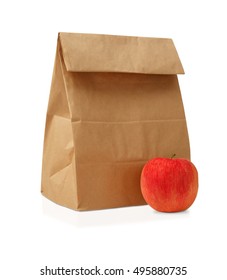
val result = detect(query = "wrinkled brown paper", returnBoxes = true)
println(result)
[41,32,190,211]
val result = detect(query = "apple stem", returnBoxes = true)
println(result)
[171,153,176,159]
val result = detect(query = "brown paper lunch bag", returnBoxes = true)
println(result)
[41,32,190,211]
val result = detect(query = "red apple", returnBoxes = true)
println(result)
[140,157,198,212]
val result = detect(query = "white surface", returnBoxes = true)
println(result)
[1,0,226,279]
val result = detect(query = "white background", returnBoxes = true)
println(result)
[1,0,227,279]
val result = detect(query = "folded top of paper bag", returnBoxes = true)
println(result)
[59,32,184,74]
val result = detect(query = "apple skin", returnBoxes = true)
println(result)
[140,157,198,212]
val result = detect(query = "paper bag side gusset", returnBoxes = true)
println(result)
[41,40,79,210]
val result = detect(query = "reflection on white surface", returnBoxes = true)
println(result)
[42,197,189,227]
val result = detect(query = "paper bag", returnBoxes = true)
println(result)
[41,32,190,211]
